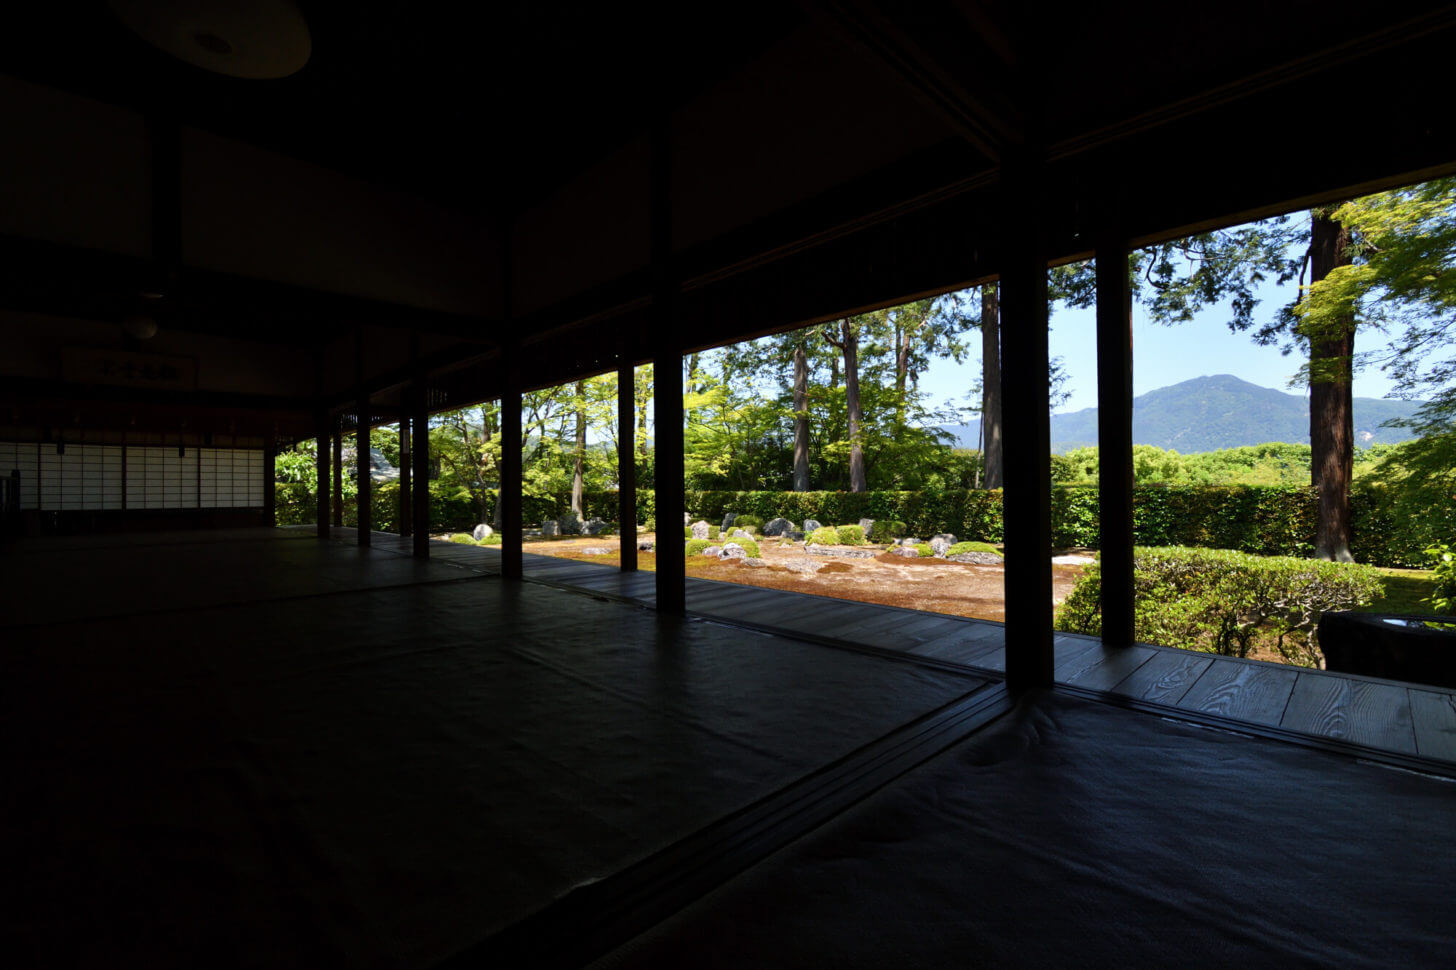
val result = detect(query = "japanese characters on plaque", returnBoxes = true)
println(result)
[62,348,198,391]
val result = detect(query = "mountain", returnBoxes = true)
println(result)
[944,374,1422,453]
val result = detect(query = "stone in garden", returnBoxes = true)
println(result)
[788,531,805,542]
[691,520,710,540]
[471,523,494,541]
[582,547,610,556]
[805,543,829,555]
[541,520,559,537]
[949,551,1002,565]
[721,543,747,560]
[745,557,767,567]
[584,517,606,535]
[721,513,736,531]
[701,545,722,557]
[763,517,791,536]
[930,536,952,557]
[933,533,956,546]
[730,528,752,539]
[782,559,822,574]
[559,510,582,535]
[638,539,655,551]
[894,545,920,558]
[900,537,921,547]
[858,518,875,534]
[803,519,822,533]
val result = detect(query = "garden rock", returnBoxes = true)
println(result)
[691,520,711,540]
[808,545,875,559]
[541,520,559,537]
[701,545,722,557]
[730,528,753,539]
[930,535,953,557]
[638,539,655,551]
[781,558,822,574]
[858,518,875,534]
[721,543,747,560]
[803,519,822,533]
[894,546,921,558]
[584,517,607,535]
[559,511,582,535]
[582,547,610,556]
[471,523,494,541]
[900,537,921,547]
[745,557,767,567]
[764,517,793,537]
[788,531,805,542]
[721,513,736,531]
[684,512,692,526]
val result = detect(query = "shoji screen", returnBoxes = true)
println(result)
[0,442,40,509]
[200,449,264,508]
[38,444,124,509]
[124,447,199,509]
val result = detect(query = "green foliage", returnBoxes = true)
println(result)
[915,543,936,557]
[808,526,840,545]
[449,533,477,544]
[1057,547,1384,666]
[869,520,907,543]
[835,524,865,545]
[948,541,1001,556]
[1428,544,1456,614]
[708,525,721,540]
[728,538,761,557]
[734,514,764,530]
[1059,544,1374,664]
[685,539,712,557]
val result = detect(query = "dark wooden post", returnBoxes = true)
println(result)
[650,121,685,614]
[501,352,524,580]
[999,145,1054,691]
[331,419,343,527]
[356,401,371,546]
[316,412,331,538]
[411,386,431,559]
[399,419,412,537]
[618,361,638,571]
[262,434,276,527]
[1096,226,1136,648]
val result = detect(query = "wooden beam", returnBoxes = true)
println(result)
[356,399,371,546]
[399,417,412,537]
[500,346,524,580]
[999,146,1054,692]
[651,121,685,614]
[618,361,638,572]
[315,412,330,539]
[1096,225,1135,648]
[410,386,431,560]
[262,433,276,527]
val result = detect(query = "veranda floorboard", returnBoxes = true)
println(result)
[1177,658,1298,727]
[1108,650,1213,706]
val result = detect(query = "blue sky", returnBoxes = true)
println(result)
[916,271,1404,419]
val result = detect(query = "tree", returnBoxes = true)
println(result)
[980,284,1003,488]
[571,379,586,515]
[792,339,810,491]
[1306,207,1356,560]
[822,318,867,492]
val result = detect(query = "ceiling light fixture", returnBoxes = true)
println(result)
[107,0,312,79]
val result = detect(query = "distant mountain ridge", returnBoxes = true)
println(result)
[945,374,1421,453]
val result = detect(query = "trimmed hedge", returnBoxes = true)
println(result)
[948,541,1001,556]
[836,525,865,545]
[808,526,839,545]
[1056,546,1385,666]
[678,485,1450,568]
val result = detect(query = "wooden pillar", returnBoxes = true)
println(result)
[999,146,1054,691]
[262,434,276,527]
[1096,227,1136,648]
[315,413,331,538]
[398,419,412,537]
[331,419,343,527]
[650,121,685,614]
[411,386,431,559]
[356,401,371,546]
[618,361,639,572]
[501,352,524,580]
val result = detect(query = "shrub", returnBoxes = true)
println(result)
[734,514,764,530]
[449,533,477,544]
[1428,544,1456,614]
[685,539,712,556]
[915,543,936,557]
[808,526,840,545]
[1056,546,1385,666]
[729,538,761,557]
[480,534,502,545]
[869,520,908,543]
[947,541,1001,556]
[684,526,693,538]
[835,525,865,545]
[708,525,721,540]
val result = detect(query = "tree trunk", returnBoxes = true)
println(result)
[572,380,586,515]
[1308,209,1355,562]
[980,283,1004,489]
[686,353,700,396]
[792,342,811,491]
[841,321,867,493]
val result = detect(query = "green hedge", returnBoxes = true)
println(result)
[1056,546,1385,666]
